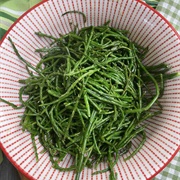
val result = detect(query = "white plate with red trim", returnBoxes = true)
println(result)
[0,0,180,180]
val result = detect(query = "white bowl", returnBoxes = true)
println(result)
[0,0,180,180]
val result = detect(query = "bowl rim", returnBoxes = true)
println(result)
[0,0,179,179]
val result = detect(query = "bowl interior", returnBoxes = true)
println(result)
[0,0,180,180]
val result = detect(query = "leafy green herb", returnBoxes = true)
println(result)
[62,10,87,23]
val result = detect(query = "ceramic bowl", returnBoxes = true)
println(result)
[0,0,180,179]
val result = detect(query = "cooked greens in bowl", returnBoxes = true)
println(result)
[0,0,180,180]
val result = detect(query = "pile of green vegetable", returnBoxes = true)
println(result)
[1,21,179,180]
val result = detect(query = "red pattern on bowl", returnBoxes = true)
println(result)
[0,0,180,179]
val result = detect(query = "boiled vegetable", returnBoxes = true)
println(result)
[1,22,179,180]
